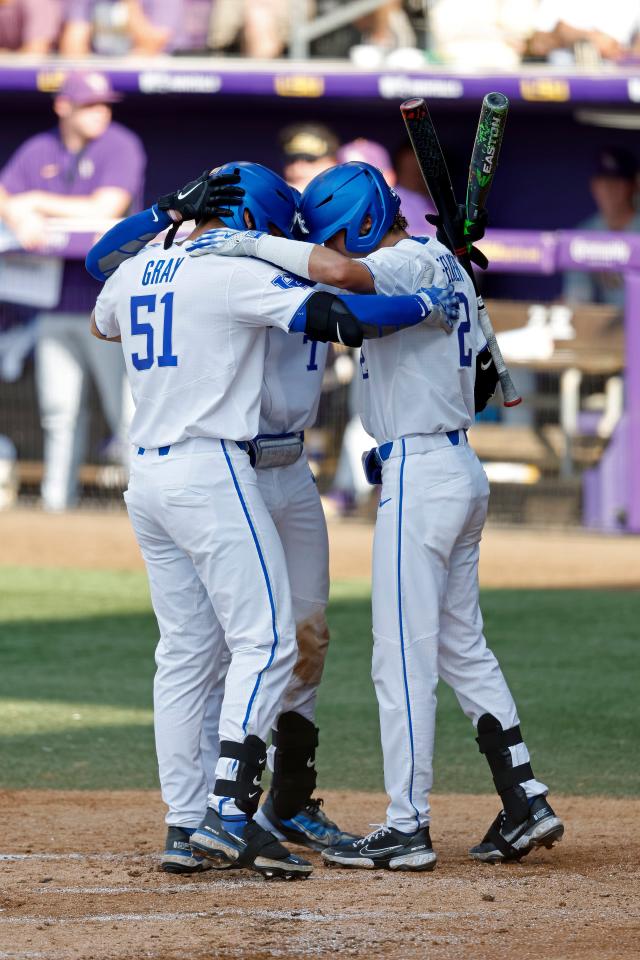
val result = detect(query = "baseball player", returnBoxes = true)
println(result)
[191,161,564,870]
[87,165,356,871]
[87,162,457,878]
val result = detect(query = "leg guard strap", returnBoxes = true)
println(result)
[493,762,534,794]
[213,735,267,817]
[476,724,523,755]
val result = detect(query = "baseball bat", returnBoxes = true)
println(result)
[464,93,521,407]
[466,91,509,228]
[400,96,521,407]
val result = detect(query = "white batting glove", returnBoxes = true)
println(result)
[187,228,266,258]
[416,283,459,334]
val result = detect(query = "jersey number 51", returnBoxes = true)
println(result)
[130,293,178,371]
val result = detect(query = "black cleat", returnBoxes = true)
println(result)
[255,793,358,852]
[161,826,213,874]
[470,795,564,863]
[322,823,437,872]
[189,807,313,880]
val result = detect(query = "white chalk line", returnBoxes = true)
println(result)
[34,881,250,894]
[0,911,209,925]
[0,906,501,926]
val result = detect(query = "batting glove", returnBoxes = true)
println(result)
[416,283,459,334]
[157,170,245,224]
[187,228,266,258]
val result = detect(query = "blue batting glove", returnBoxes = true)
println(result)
[416,283,459,333]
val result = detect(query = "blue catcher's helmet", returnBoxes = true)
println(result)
[300,161,400,253]
[212,161,298,238]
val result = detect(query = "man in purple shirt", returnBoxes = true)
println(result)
[0,70,146,511]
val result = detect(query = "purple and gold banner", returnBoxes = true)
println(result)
[1,58,640,104]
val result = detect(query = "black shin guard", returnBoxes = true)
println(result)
[271,712,318,821]
[213,735,267,818]
[476,714,532,825]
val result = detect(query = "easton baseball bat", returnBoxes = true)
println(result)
[464,93,520,406]
[466,91,509,229]
[400,96,521,407]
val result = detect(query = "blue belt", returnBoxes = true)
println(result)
[377,429,467,462]
[137,445,170,456]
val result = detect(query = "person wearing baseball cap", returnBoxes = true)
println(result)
[0,71,146,511]
[280,122,340,192]
[563,146,640,306]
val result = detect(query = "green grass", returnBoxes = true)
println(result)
[1,567,638,795]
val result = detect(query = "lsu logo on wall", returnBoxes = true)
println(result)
[271,274,310,290]
[520,79,570,102]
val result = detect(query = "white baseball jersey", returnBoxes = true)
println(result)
[94,248,313,448]
[260,328,328,435]
[359,237,485,444]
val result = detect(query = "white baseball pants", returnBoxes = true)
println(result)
[35,312,132,511]
[124,437,298,827]
[162,451,330,824]
[371,433,547,834]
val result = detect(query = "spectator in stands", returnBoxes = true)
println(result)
[0,0,62,53]
[392,139,435,234]
[60,0,212,56]
[428,0,538,69]
[528,2,640,63]
[0,71,146,511]
[564,148,640,308]
[209,0,296,58]
[279,122,339,192]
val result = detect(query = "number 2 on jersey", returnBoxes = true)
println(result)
[456,292,472,368]
[130,293,178,371]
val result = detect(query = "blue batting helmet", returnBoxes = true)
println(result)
[300,161,400,253]
[211,161,298,238]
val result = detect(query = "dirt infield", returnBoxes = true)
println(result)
[2,507,640,587]
[1,789,638,960]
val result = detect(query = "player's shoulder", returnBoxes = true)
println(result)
[228,257,313,294]
[368,236,436,264]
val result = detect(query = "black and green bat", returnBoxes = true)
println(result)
[400,94,521,407]
[466,91,509,234]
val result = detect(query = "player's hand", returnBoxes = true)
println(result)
[157,170,244,223]
[417,282,459,333]
[187,228,265,258]
[425,205,489,269]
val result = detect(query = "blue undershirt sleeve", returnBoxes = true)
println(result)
[85,205,172,281]
[289,292,427,337]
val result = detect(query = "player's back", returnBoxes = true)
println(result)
[260,326,328,435]
[94,244,291,449]
[359,237,482,444]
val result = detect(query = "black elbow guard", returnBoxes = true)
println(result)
[303,291,363,348]
[474,348,499,413]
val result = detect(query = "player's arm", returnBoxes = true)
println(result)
[189,229,374,292]
[85,171,244,281]
[90,310,121,342]
[86,205,171,280]
[290,290,434,346]
[90,272,122,342]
